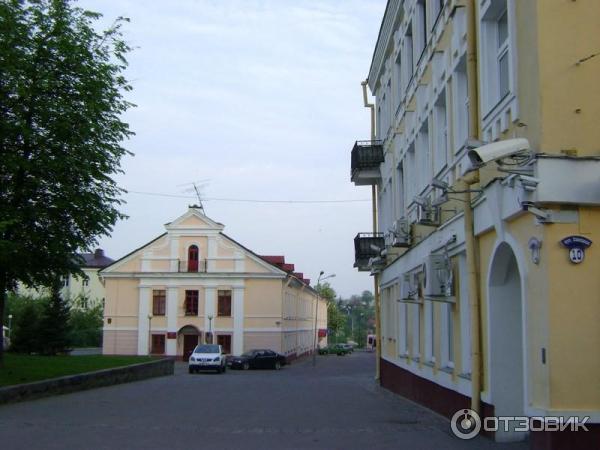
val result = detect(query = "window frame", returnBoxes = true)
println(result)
[152,289,166,316]
[151,334,165,354]
[217,289,232,317]
[185,289,199,316]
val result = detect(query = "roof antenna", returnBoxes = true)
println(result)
[178,179,210,213]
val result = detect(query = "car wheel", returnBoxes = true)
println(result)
[274,361,281,370]
[243,362,250,370]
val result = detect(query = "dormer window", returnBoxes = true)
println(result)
[187,245,199,272]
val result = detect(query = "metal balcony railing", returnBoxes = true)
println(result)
[351,140,384,181]
[353,232,385,270]
[179,259,207,273]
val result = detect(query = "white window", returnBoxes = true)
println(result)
[395,163,405,219]
[417,120,431,193]
[433,89,448,174]
[481,0,511,114]
[399,301,409,355]
[405,144,416,205]
[425,301,435,363]
[377,105,382,139]
[431,0,445,29]
[416,0,427,61]
[452,56,469,152]
[404,24,414,85]
[395,51,403,105]
[441,302,454,368]
[411,303,420,358]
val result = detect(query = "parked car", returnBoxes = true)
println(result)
[318,344,348,356]
[188,344,227,373]
[227,349,287,370]
[339,343,354,353]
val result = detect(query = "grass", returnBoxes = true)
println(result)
[0,354,155,387]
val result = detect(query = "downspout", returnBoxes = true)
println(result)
[464,0,482,415]
[361,80,382,381]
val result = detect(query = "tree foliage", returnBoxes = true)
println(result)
[69,301,103,347]
[0,0,133,363]
[37,283,71,354]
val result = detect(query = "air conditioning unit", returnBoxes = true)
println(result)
[423,253,454,298]
[416,203,440,227]
[400,272,419,301]
[390,218,411,247]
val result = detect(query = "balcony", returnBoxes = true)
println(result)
[179,259,207,273]
[351,140,384,186]
[353,232,385,271]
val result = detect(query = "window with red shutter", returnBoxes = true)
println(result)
[187,245,199,272]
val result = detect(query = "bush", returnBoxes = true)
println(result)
[69,303,103,348]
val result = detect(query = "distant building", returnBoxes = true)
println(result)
[17,248,114,309]
[352,0,600,447]
[100,207,327,359]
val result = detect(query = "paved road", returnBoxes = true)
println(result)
[0,352,527,449]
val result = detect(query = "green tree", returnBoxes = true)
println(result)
[315,282,347,343]
[69,301,103,347]
[0,0,133,364]
[10,298,43,353]
[38,283,71,355]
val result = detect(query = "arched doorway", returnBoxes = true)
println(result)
[178,325,201,361]
[488,242,525,442]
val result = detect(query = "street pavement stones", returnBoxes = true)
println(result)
[0,351,528,449]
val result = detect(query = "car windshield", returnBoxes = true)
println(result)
[241,351,256,357]
[194,345,219,354]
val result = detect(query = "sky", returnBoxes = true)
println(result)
[78,0,387,298]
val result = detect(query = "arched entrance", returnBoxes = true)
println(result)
[488,242,525,442]
[178,325,202,361]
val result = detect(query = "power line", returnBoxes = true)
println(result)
[125,189,370,204]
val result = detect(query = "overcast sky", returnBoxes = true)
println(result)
[79,0,386,298]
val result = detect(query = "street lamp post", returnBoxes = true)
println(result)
[313,271,335,367]
[147,314,153,354]
[7,314,13,339]
[207,315,213,344]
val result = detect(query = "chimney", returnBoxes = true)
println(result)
[94,249,105,258]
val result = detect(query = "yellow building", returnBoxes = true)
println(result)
[17,249,113,310]
[352,0,600,447]
[100,207,327,360]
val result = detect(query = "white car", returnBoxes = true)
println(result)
[188,344,227,374]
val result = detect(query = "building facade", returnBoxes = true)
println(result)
[352,0,600,447]
[17,248,114,309]
[100,207,327,360]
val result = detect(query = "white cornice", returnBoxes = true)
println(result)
[368,0,403,92]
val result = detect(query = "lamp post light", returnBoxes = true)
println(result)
[207,315,213,344]
[313,271,336,367]
[147,314,153,354]
[8,314,13,339]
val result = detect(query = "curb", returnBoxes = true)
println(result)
[0,357,174,405]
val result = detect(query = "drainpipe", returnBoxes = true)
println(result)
[464,0,482,416]
[362,80,382,381]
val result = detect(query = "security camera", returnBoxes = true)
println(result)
[467,138,531,168]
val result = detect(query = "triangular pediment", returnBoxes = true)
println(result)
[165,207,224,232]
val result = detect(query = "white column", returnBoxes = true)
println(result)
[207,237,217,272]
[166,287,178,355]
[137,287,151,355]
[233,287,245,355]
[204,287,215,336]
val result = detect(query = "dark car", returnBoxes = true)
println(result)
[227,349,287,370]
[318,344,348,356]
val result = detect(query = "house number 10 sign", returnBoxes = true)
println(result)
[560,236,592,264]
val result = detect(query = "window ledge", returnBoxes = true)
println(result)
[439,365,454,375]
[458,372,472,381]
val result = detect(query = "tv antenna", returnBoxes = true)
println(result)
[178,179,210,213]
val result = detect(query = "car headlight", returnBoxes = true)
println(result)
[213,357,220,362]
[190,357,196,362]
